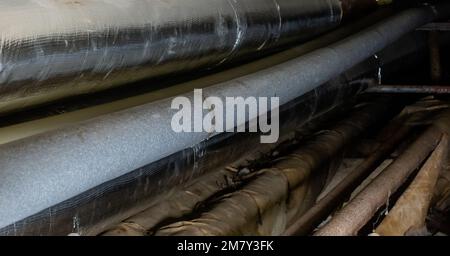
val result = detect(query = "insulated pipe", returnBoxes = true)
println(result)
[0,10,401,236]
[314,112,450,236]
[284,120,412,236]
[153,100,398,236]
[0,3,449,230]
[0,81,365,236]
[0,9,394,145]
[0,0,342,114]
[0,10,396,236]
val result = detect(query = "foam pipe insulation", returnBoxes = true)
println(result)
[0,9,393,146]
[0,3,449,231]
[0,81,364,236]
[0,10,396,235]
[0,0,343,114]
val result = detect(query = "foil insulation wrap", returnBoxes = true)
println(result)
[0,29,432,235]
[0,0,342,113]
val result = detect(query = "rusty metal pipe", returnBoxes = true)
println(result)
[429,31,442,84]
[314,113,449,236]
[366,85,450,94]
[375,135,448,236]
[284,120,411,236]
[418,22,450,31]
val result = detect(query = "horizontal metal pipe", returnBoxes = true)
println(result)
[417,22,450,31]
[366,85,450,94]
[0,0,342,114]
[0,3,448,230]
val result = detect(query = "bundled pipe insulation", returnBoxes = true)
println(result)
[0,0,348,114]
[153,100,400,236]
[0,10,394,235]
[0,81,365,236]
[1,2,449,234]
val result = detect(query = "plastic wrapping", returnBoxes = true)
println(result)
[153,100,398,236]
[0,2,447,234]
[0,29,429,234]
[0,0,341,114]
[0,79,363,236]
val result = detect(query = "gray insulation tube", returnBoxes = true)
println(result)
[0,3,449,229]
[0,0,341,114]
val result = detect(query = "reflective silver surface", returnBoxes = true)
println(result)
[1,2,448,231]
[0,0,342,113]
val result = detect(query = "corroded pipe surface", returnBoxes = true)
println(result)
[284,120,411,236]
[314,112,450,236]
[366,85,450,94]
[375,135,448,236]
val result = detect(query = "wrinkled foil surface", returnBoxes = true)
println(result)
[0,0,342,113]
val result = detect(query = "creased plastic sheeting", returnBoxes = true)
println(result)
[154,101,395,236]
[0,2,447,232]
[0,80,364,236]
[0,0,342,113]
[0,28,431,235]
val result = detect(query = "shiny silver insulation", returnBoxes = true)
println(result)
[0,3,449,231]
[0,0,342,113]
